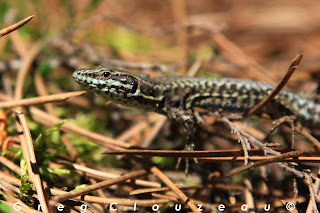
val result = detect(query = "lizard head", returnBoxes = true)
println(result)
[73,67,142,101]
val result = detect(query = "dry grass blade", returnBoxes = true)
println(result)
[246,52,303,117]
[0,156,21,174]
[15,111,49,213]
[170,0,187,73]
[14,44,41,100]
[150,166,201,213]
[226,149,315,177]
[203,28,276,84]
[243,179,255,211]
[103,148,272,158]
[295,125,320,150]
[305,175,320,213]
[60,161,161,188]
[34,72,56,114]
[103,148,320,163]
[30,107,131,149]
[52,187,169,206]
[51,169,148,203]
[71,197,169,207]
[0,91,85,108]
[0,179,18,206]
[0,15,34,37]
[198,156,320,163]
[0,171,21,186]
[115,120,149,141]
[142,115,167,147]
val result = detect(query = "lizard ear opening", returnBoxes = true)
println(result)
[131,79,138,93]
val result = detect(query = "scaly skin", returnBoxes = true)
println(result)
[73,67,320,146]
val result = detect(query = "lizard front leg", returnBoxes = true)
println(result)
[167,108,198,174]
[167,108,198,147]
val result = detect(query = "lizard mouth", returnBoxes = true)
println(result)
[72,69,88,84]
[73,69,102,86]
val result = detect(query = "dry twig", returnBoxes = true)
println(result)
[15,111,49,213]
[246,52,303,117]
[0,91,85,108]
[0,15,34,37]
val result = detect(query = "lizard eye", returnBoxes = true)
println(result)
[103,72,111,78]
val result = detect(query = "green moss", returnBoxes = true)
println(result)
[33,121,68,183]
[151,156,175,168]
[36,61,51,75]
[0,2,8,24]
[0,202,11,213]
[85,0,102,13]
[87,27,153,52]
[67,113,117,166]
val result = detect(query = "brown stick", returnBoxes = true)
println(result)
[226,149,315,177]
[0,91,85,108]
[246,52,303,117]
[0,15,34,37]
[51,169,148,202]
[15,111,49,213]
[150,166,201,213]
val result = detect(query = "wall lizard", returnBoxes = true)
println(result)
[73,67,320,149]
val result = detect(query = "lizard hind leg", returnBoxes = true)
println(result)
[269,115,297,148]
